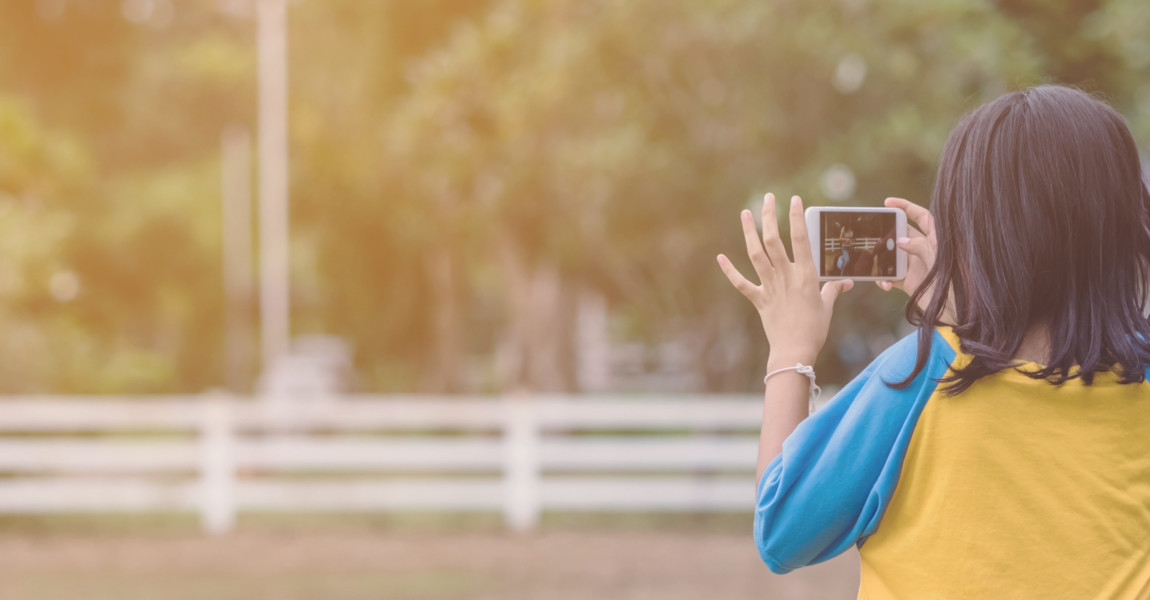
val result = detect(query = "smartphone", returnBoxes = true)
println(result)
[804,206,907,281]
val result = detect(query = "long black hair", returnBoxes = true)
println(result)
[893,84,1150,394]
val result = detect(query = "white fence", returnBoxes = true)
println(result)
[0,394,765,533]
[823,237,882,252]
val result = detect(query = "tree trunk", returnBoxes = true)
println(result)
[575,289,609,393]
[420,242,463,392]
[497,237,578,392]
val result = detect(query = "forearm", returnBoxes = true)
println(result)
[713,193,851,490]
[755,354,816,484]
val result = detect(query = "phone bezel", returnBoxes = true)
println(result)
[804,206,907,281]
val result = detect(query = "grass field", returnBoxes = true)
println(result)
[0,515,860,600]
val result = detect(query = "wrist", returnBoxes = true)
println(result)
[766,349,819,371]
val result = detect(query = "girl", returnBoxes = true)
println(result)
[716,85,1150,598]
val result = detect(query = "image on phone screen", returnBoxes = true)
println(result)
[820,211,898,278]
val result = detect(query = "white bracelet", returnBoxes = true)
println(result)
[764,363,822,413]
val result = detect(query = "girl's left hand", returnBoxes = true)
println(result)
[716,194,854,369]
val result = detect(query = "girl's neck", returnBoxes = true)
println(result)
[1013,324,1051,365]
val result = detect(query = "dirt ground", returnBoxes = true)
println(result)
[0,529,860,600]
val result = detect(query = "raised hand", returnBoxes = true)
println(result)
[875,197,950,319]
[717,193,853,369]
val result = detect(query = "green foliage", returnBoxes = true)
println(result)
[0,0,1146,391]
[384,0,1053,386]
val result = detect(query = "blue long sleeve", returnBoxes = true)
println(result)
[754,329,956,573]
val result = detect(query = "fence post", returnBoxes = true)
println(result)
[503,391,539,532]
[200,394,236,534]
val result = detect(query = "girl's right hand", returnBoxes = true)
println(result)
[877,198,939,314]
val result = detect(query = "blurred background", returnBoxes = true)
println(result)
[0,0,1148,598]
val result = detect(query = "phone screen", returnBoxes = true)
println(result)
[819,211,898,278]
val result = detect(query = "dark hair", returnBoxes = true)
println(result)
[893,84,1150,394]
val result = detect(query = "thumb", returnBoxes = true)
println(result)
[821,279,854,308]
[876,278,909,295]
[896,236,931,259]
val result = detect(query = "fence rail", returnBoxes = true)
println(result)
[0,394,765,533]
[823,237,882,252]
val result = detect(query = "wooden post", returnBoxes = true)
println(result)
[503,392,539,531]
[221,126,254,392]
[257,0,291,377]
[200,395,236,534]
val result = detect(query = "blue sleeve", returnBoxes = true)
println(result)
[753,329,956,574]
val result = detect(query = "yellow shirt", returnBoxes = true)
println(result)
[753,326,1150,599]
[859,327,1150,599]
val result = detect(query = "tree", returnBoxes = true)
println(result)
[383,0,1084,391]
[0,0,1146,393]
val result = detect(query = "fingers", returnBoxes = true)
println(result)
[788,195,815,270]
[821,279,854,308]
[884,197,935,237]
[740,210,772,281]
[759,193,789,268]
[716,254,758,300]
